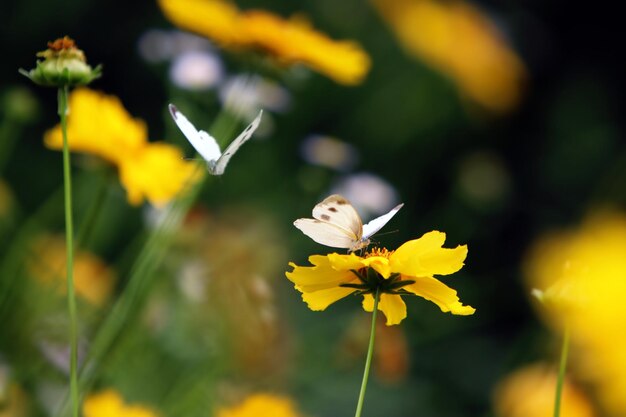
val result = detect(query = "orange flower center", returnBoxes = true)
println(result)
[365,247,393,259]
[48,36,77,51]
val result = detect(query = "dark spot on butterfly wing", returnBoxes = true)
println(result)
[335,199,349,205]
[321,214,331,221]
[328,207,338,212]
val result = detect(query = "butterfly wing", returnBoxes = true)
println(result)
[311,194,363,239]
[293,194,364,250]
[361,203,404,240]
[168,104,221,163]
[211,110,263,175]
[293,218,358,249]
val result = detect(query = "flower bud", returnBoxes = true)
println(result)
[19,36,102,87]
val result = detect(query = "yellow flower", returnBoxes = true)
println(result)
[215,393,301,417]
[240,11,371,86]
[118,142,204,207]
[28,234,116,306]
[493,363,596,417]
[83,389,158,417]
[43,88,202,206]
[286,231,474,325]
[524,212,626,415]
[371,0,526,113]
[44,88,147,165]
[158,0,371,85]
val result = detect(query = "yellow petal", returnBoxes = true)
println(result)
[286,256,359,293]
[362,293,375,312]
[378,294,407,325]
[391,231,467,276]
[117,142,203,207]
[404,275,475,315]
[362,255,392,278]
[301,286,355,311]
[327,252,367,271]
[362,293,407,325]
[44,88,147,165]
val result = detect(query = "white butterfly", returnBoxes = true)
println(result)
[294,194,404,252]
[168,104,263,175]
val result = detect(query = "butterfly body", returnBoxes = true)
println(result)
[168,104,262,175]
[294,194,403,252]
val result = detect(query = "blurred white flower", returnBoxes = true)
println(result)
[330,172,399,218]
[300,134,359,171]
[170,50,224,90]
[219,74,291,119]
[137,29,214,63]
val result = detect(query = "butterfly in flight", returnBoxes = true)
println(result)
[168,104,263,175]
[294,194,404,252]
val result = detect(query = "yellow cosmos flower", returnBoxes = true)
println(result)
[158,0,371,85]
[118,142,204,207]
[28,234,116,306]
[371,0,526,113]
[83,389,158,417]
[286,231,474,325]
[215,393,301,417]
[44,88,147,165]
[493,363,596,417]
[524,212,626,416]
[43,88,201,206]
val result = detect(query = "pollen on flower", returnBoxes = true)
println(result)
[365,247,393,259]
[47,36,77,51]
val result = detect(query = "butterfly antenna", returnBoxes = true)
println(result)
[374,229,399,237]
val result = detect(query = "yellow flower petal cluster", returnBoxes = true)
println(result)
[44,88,202,207]
[286,231,474,325]
[28,234,116,306]
[83,389,158,417]
[215,393,301,417]
[493,363,596,417]
[158,0,371,85]
[371,0,526,113]
[524,212,626,415]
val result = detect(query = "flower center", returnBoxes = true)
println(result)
[364,247,393,259]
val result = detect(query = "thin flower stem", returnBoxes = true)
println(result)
[59,85,79,417]
[354,287,379,417]
[553,325,571,417]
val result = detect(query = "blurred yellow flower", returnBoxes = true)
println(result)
[44,88,201,206]
[525,212,626,415]
[0,384,28,417]
[371,0,526,113]
[44,88,146,165]
[215,393,301,417]
[118,142,203,207]
[158,0,371,85]
[493,363,596,417]
[83,389,158,417]
[28,234,116,306]
[286,231,474,325]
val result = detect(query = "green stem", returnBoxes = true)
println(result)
[59,86,79,417]
[354,288,379,417]
[553,325,571,417]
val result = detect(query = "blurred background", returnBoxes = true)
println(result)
[1,0,625,416]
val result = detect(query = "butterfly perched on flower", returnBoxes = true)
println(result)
[294,194,403,252]
[168,104,262,175]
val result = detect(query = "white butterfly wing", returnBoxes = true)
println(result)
[293,219,357,249]
[168,104,221,163]
[211,110,263,175]
[311,194,363,239]
[362,203,404,240]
